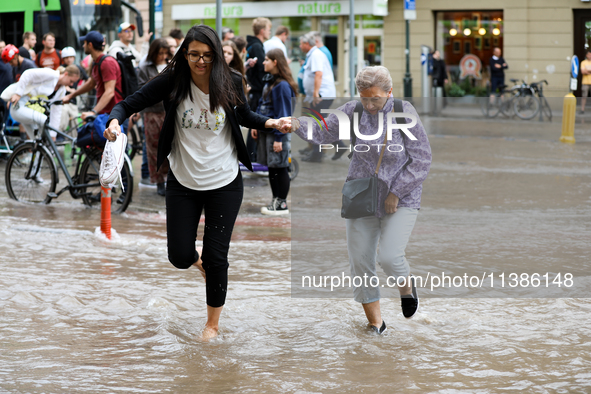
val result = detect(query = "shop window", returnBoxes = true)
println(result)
[202,18,240,36]
[435,10,503,81]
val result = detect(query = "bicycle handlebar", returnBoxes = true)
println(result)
[25,98,64,112]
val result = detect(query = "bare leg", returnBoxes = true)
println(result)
[362,300,383,328]
[200,305,223,341]
[582,97,587,113]
[398,275,413,296]
[193,247,206,281]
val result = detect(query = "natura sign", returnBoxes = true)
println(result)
[172,0,386,20]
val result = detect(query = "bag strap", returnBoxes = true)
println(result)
[373,98,406,175]
[94,54,124,97]
[347,101,364,159]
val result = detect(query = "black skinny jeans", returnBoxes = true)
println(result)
[166,170,243,308]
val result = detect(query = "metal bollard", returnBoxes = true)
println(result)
[100,186,112,240]
[560,93,576,144]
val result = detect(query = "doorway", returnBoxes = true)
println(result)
[344,23,383,96]
[0,12,25,47]
[573,9,591,97]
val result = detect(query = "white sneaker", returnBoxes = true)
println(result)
[100,132,127,190]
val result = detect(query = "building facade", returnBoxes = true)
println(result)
[157,0,591,97]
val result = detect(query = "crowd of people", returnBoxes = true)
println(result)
[0,19,338,208]
[1,22,431,341]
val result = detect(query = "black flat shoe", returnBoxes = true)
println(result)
[157,182,165,196]
[370,320,387,335]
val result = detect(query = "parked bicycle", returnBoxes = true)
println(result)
[4,99,133,213]
[480,78,522,118]
[512,80,540,120]
[530,80,552,121]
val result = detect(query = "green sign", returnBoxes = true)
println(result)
[297,2,342,15]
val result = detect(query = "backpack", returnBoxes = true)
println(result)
[94,52,139,99]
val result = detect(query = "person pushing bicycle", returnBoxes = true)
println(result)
[0,48,80,140]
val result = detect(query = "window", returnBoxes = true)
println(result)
[435,10,503,71]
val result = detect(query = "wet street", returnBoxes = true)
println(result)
[1,102,591,393]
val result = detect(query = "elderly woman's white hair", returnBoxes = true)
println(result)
[355,66,392,94]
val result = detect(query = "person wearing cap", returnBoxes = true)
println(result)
[107,22,152,68]
[61,46,88,87]
[59,46,88,130]
[62,31,123,121]
[35,32,62,70]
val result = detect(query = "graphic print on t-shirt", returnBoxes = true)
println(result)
[181,108,225,134]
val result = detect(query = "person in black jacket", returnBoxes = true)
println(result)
[245,17,272,161]
[431,50,448,88]
[104,24,292,341]
[489,47,508,96]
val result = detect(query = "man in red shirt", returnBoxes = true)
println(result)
[62,31,123,120]
[35,32,61,70]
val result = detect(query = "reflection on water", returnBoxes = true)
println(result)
[1,200,590,393]
[2,107,591,392]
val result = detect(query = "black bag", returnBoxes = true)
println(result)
[341,98,406,219]
[95,52,139,99]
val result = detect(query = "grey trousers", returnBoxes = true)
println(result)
[346,207,419,304]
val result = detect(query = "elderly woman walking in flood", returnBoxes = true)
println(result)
[289,66,431,334]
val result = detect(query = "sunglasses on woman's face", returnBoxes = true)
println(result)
[185,51,214,63]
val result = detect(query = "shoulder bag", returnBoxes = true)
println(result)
[341,98,406,219]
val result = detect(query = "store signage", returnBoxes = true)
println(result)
[571,55,579,79]
[403,0,416,20]
[459,54,482,79]
[72,0,112,5]
[172,0,388,19]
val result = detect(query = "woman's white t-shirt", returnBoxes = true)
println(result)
[168,82,238,191]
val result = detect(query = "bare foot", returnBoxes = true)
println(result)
[199,326,218,341]
[193,247,206,281]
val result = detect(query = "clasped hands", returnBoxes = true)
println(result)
[266,117,299,134]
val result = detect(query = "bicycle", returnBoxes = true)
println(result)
[530,80,552,122]
[480,79,521,118]
[4,99,134,213]
[0,108,22,155]
[512,80,540,120]
[126,114,144,161]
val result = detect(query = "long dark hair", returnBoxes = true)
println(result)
[162,25,239,112]
[146,38,170,65]
[222,40,244,76]
[264,48,298,100]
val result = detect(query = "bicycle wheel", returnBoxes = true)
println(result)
[499,92,515,117]
[79,153,134,214]
[481,96,501,118]
[126,124,141,160]
[5,142,57,204]
[541,97,553,121]
[289,157,299,181]
[513,94,540,120]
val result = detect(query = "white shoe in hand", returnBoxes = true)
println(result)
[99,132,127,190]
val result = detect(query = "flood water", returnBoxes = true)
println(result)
[1,105,591,393]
